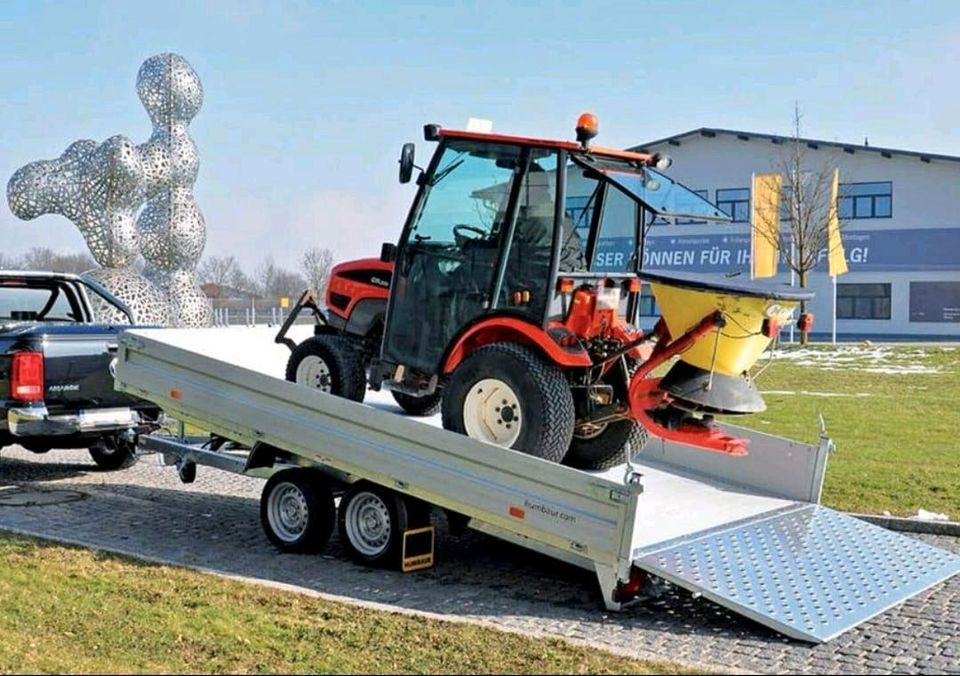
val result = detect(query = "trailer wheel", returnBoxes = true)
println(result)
[260,469,335,553]
[565,420,649,471]
[286,335,366,403]
[337,482,430,568]
[391,390,442,417]
[441,342,575,463]
[88,435,138,471]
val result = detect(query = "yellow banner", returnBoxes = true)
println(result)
[751,173,782,279]
[827,168,848,277]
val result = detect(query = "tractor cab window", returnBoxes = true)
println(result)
[564,161,638,274]
[498,151,559,319]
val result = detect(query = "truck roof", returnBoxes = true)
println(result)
[0,270,87,282]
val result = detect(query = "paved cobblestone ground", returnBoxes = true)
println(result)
[1,446,958,675]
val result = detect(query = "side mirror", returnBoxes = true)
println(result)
[380,242,398,263]
[399,143,415,184]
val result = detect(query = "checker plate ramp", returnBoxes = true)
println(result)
[634,504,960,643]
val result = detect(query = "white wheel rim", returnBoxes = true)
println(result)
[296,355,332,392]
[344,491,391,557]
[462,378,522,447]
[267,482,309,543]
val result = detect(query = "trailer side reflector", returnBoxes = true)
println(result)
[170,389,182,400]
[509,505,526,519]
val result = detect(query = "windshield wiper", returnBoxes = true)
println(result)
[429,154,466,187]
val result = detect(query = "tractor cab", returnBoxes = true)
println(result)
[379,121,729,389]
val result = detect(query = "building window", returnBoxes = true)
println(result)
[838,182,892,219]
[716,188,750,223]
[837,283,891,320]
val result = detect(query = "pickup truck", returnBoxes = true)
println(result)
[0,271,162,470]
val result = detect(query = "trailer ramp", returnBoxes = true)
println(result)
[633,503,960,642]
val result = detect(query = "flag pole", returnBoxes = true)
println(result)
[832,273,838,345]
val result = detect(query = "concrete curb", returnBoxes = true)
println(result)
[849,512,960,536]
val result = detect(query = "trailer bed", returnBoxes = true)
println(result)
[114,328,960,643]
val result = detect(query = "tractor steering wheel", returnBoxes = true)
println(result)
[453,224,487,241]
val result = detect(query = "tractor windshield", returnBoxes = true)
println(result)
[564,154,730,274]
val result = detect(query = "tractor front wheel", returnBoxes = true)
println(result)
[285,334,367,403]
[441,342,575,463]
[565,420,649,471]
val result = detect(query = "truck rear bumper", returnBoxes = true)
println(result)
[7,406,139,437]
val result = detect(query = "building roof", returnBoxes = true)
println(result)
[629,128,960,165]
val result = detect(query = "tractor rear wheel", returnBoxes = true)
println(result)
[285,334,367,403]
[441,342,575,463]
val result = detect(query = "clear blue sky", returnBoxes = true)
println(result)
[2,0,958,270]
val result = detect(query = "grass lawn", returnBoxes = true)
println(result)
[0,534,694,675]
[732,342,960,518]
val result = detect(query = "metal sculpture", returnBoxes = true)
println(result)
[6,53,212,327]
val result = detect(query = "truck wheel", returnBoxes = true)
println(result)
[260,469,335,554]
[337,481,431,568]
[88,436,138,471]
[391,390,442,417]
[285,335,366,403]
[441,342,575,463]
[565,420,649,471]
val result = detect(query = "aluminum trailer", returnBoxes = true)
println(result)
[114,328,960,643]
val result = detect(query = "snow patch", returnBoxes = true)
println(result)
[761,345,944,375]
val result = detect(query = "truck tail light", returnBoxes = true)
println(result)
[11,352,44,402]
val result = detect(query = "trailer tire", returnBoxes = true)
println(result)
[565,420,649,471]
[88,435,138,471]
[391,390,442,417]
[286,335,367,403]
[337,482,431,569]
[441,342,575,463]
[260,469,335,554]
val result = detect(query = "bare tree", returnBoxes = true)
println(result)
[197,255,239,286]
[300,247,334,293]
[18,247,98,274]
[753,104,845,344]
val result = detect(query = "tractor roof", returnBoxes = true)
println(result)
[437,128,658,166]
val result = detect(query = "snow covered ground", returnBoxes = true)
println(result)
[760,344,946,375]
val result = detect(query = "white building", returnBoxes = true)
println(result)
[630,128,960,340]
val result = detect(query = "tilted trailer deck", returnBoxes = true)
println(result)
[114,328,960,643]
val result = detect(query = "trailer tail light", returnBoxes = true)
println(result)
[11,352,44,402]
[626,278,641,294]
[558,278,575,294]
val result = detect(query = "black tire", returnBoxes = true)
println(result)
[391,390,442,417]
[441,342,575,463]
[565,420,649,471]
[285,334,367,403]
[260,469,335,554]
[88,436,138,471]
[337,481,431,569]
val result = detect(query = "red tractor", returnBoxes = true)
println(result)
[280,115,812,469]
